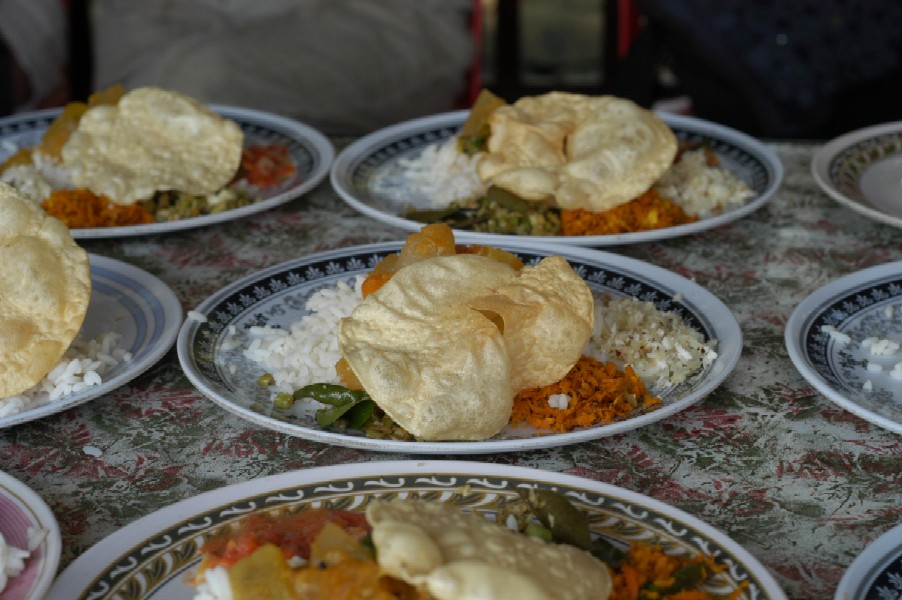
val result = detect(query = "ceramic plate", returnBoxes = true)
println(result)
[812,121,902,229]
[0,255,182,428]
[177,241,742,453]
[785,261,902,434]
[47,460,786,600]
[0,470,61,600]
[835,522,902,600]
[0,106,334,238]
[330,110,783,246]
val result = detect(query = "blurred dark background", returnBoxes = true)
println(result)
[4,0,902,139]
[484,0,902,140]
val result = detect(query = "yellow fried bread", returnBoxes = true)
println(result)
[477,92,677,212]
[337,253,593,441]
[61,86,244,204]
[367,499,612,600]
[468,255,594,390]
[0,183,91,396]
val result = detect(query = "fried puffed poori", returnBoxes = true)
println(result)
[477,92,677,213]
[0,183,91,396]
[338,254,593,441]
[61,87,244,205]
[367,499,612,600]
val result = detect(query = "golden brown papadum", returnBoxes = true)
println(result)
[61,86,244,204]
[0,183,91,396]
[338,254,594,441]
[367,499,612,600]
[477,92,677,212]
[468,255,594,391]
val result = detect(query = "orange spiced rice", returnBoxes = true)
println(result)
[511,355,661,432]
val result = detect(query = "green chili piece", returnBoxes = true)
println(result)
[590,537,627,568]
[518,488,592,550]
[315,398,374,428]
[293,383,367,406]
[519,488,627,567]
[343,400,375,429]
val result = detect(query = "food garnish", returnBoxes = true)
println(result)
[238,144,298,188]
[512,356,661,433]
[41,188,155,228]
[0,183,91,397]
[560,188,697,236]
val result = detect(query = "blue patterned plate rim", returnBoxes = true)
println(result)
[785,260,902,435]
[811,120,902,229]
[330,109,784,247]
[177,240,742,454]
[834,521,902,600]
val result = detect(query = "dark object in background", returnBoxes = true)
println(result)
[617,0,902,140]
[0,40,13,115]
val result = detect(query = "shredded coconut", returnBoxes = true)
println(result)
[653,149,755,217]
[583,295,718,390]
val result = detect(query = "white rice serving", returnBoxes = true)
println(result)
[0,532,30,593]
[379,137,485,209]
[242,276,365,394]
[0,331,132,417]
[0,527,47,592]
[0,148,75,203]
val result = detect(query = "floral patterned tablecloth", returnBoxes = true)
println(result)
[1,141,901,600]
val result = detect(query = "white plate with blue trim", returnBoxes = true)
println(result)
[177,241,742,454]
[835,522,902,600]
[330,110,784,246]
[0,255,182,428]
[0,106,334,238]
[812,121,902,230]
[785,260,902,435]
